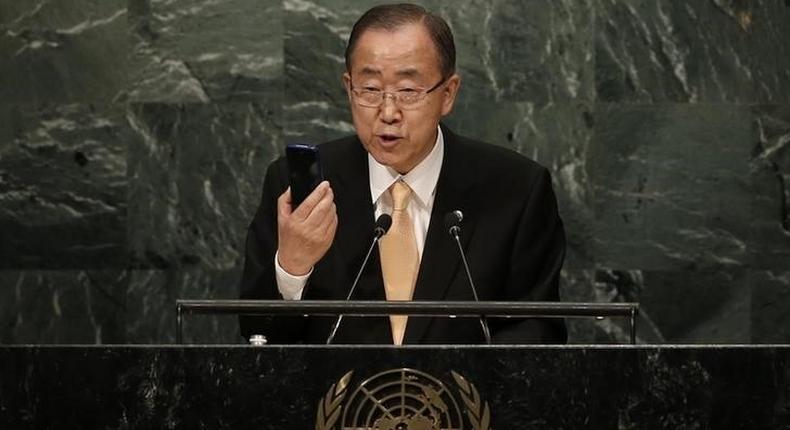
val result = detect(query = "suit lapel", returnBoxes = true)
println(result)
[404,127,478,344]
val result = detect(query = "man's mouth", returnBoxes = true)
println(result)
[376,133,402,145]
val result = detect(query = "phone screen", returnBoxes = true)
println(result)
[286,144,323,208]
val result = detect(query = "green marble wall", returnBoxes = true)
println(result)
[1,0,788,344]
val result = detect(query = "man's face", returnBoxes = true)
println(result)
[343,23,460,174]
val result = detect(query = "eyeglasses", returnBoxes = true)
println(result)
[349,77,447,110]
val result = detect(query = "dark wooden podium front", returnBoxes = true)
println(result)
[1,345,788,429]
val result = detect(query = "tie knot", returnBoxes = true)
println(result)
[390,180,412,211]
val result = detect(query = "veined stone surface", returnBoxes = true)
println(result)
[589,104,752,271]
[0,270,128,344]
[126,102,281,270]
[0,0,789,344]
[125,0,283,102]
[0,103,128,269]
[596,0,790,103]
[750,104,790,269]
[0,0,132,102]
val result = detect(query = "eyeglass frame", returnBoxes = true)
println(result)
[348,76,448,110]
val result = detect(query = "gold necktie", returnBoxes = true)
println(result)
[379,180,419,345]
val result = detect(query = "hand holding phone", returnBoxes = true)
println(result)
[277,144,337,276]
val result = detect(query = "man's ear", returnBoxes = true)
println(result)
[342,72,352,92]
[342,72,354,104]
[441,73,461,116]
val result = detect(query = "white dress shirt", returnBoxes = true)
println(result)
[275,126,445,300]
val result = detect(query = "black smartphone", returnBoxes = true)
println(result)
[286,143,323,208]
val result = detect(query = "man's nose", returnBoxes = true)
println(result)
[378,94,402,124]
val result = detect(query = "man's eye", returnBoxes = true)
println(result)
[364,87,381,92]
[398,88,418,93]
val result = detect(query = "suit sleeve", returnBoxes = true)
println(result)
[238,158,308,343]
[491,166,568,344]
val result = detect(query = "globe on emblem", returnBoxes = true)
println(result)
[341,368,463,430]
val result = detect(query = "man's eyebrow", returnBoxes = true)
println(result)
[394,67,419,78]
[358,66,381,75]
[356,66,421,78]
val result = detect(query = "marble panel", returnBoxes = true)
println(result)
[0,0,132,102]
[637,269,751,343]
[0,103,128,269]
[124,0,283,102]
[590,104,751,271]
[126,102,281,270]
[0,270,128,344]
[0,268,244,345]
[596,0,790,103]
[126,268,244,344]
[563,267,751,344]
[439,0,594,104]
[750,104,790,269]
[752,270,790,343]
[562,269,654,344]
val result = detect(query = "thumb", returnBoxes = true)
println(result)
[278,187,293,218]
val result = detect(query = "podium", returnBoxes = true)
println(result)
[1,344,788,428]
[2,301,788,427]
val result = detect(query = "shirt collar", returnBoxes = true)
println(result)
[369,126,444,207]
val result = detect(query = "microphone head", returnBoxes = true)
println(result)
[374,214,392,237]
[444,210,463,234]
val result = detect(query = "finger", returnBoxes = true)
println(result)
[316,200,337,239]
[292,181,330,221]
[304,188,335,229]
[307,198,335,234]
[278,187,293,218]
[322,206,338,237]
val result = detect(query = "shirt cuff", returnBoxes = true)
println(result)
[274,250,311,300]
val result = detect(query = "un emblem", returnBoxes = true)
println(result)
[315,368,491,430]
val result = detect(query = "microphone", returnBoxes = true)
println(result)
[444,210,492,344]
[326,214,392,344]
[374,214,392,238]
[444,210,463,237]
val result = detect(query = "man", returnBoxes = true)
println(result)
[240,3,566,344]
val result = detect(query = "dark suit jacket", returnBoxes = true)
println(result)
[239,126,567,344]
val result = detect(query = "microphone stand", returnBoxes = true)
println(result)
[449,222,492,345]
